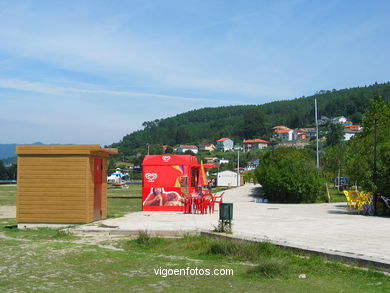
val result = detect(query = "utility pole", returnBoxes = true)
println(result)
[237,147,240,187]
[315,99,320,168]
[234,144,240,187]
[373,112,378,216]
[147,143,150,155]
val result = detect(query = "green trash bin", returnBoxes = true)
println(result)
[219,203,233,221]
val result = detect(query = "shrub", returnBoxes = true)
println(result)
[247,258,289,278]
[255,148,324,203]
[135,230,162,246]
[207,239,285,261]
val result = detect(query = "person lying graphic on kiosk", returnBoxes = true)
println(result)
[143,187,164,206]
[143,188,184,206]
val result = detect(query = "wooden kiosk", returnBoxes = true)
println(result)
[16,145,117,228]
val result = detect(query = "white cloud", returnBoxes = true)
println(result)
[0,78,231,103]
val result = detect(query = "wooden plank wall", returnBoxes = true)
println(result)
[17,155,89,223]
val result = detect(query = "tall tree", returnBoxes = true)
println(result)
[345,97,390,193]
[326,123,344,146]
[0,161,7,180]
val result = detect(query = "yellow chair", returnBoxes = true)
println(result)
[343,190,352,209]
[343,190,362,210]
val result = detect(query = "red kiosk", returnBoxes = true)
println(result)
[142,155,215,211]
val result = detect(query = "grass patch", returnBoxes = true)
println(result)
[133,231,164,247]
[107,183,142,198]
[328,188,346,203]
[207,238,285,261]
[107,197,141,218]
[0,227,389,292]
[247,258,289,278]
[0,184,16,205]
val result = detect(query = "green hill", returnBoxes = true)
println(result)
[112,82,390,156]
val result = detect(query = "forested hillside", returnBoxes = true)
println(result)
[112,82,390,156]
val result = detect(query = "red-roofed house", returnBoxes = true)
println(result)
[344,125,362,141]
[243,139,269,152]
[344,125,362,132]
[272,125,294,141]
[216,138,234,152]
[176,145,199,154]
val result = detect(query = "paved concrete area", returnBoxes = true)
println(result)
[74,184,390,266]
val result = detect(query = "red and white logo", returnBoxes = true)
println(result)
[145,173,158,182]
[162,155,171,162]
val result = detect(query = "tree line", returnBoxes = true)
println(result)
[111,82,390,161]
[0,161,17,180]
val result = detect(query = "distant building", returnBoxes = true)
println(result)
[277,141,310,149]
[199,143,216,152]
[318,116,330,125]
[215,158,229,164]
[331,116,348,125]
[204,156,218,164]
[244,159,260,171]
[295,128,317,139]
[176,145,198,154]
[217,170,239,187]
[160,145,172,152]
[344,125,362,132]
[293,129,307,140]
[242,139,269,152]
[343,125,362,141]
[272,126,294,141]
[216,138,234,152]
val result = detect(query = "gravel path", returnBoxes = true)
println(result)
[74,183,390,266]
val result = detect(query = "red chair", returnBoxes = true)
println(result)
[184,196,193,214]
[195,197,204,214]
[211,192,224,213]
[202,194,213,214]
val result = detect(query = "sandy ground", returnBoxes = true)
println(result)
[74,184,390,266]
[0,206,16,218]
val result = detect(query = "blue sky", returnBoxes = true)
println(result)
[1,0,389,145]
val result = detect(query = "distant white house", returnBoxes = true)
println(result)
[331,116,348,125]
[216,138,234,152]
[295,128,317,139]
[272,126,294,141]
[176,145,198,154]
[343,125,362,141]
[217,170,239,187]
[242,139,269,152]
[199,143,216,152]
[318,116,330,125]
[214,158,229,164]
[344,131,356,141]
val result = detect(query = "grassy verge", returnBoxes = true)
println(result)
[0,185,142,218]
[107,197,141,218]
[0,184,16,205]
[0,220,389,293]
[107,183,142,198]
[107,183,142,217]
[328,188,346,203]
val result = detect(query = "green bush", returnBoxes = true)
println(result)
[255,148,324,203]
